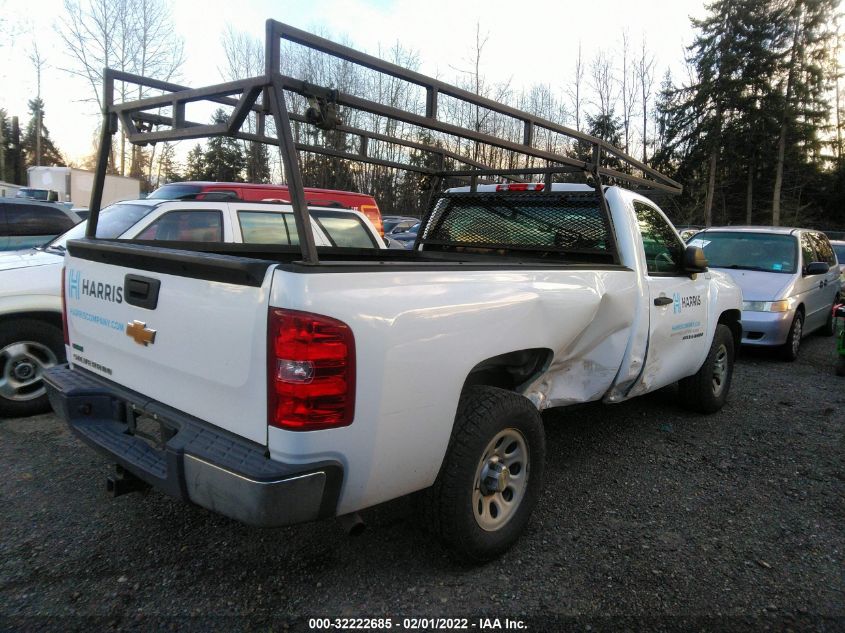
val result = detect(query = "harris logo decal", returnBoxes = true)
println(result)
[68,269,81,300]
[673,293,701,314]
[65,269,123,304]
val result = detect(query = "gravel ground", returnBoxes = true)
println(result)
[1,335,843,632]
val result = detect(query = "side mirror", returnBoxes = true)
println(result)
[684,244,708,273]
[805,262,829,275]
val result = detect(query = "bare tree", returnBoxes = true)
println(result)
[619,31,638,155]
[566,41,585,132]
[220,26,269,183]
[220,25,264,81]
[28,40,47,166]
[129,0,184,179]
[636,37,655,163]
[589,50,618,120]
[57,0,184,176]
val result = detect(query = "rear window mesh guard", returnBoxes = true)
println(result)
[418,191,620,264]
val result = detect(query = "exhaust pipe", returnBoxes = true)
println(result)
[107,465,151,497]
[338,512,366,536]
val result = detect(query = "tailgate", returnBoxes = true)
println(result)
[63,240,275,445]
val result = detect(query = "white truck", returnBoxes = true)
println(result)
[27,166,141,208]
[44,22,743,561]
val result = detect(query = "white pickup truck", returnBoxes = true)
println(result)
[46,182,742,560]
[46,21,744,560]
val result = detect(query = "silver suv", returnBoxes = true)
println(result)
[689,227,840,360]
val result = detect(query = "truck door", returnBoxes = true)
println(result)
[633,200,710,391]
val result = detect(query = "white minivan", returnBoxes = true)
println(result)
[690,226,840,360]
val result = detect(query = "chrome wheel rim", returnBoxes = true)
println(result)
[0,341,58,402]
[472,428,529,532]
[791,318,803,356]
[711,344,729,397]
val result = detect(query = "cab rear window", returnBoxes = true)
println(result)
[420,191,617,262]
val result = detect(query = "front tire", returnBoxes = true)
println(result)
[780,311,804,362]
[678,323,735,414]
[424,386,546,562]
[0,319,65,419]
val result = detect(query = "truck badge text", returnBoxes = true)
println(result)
[81,278,124,304]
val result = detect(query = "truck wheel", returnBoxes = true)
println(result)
[0,320,64,418]
[678,324,734,414]
[780,311,804,362]
[424,386,546,562]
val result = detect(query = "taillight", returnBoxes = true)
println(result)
[61,266,69,345]
[268,308,356,431]
[359,204,384,236]
[495,183,545,192]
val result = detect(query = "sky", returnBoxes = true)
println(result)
[0,0,709,165]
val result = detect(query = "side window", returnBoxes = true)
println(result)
[633,201,684,274]
[135,210,222,242]
[312,211,378,248]
[809,232,836,266]
[238,211,296,245]
[5,204,76,236]
[799,233,817,267]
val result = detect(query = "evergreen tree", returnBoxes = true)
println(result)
[300,127,356,192]
[245,141,270,183]
[184,144,208,181]
[22,98,64,168]
[771,0,838,225]
[156,142,182,185]
[203,109,245,182]
[0,109,13,183]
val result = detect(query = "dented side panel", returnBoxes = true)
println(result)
[266,266,639,514]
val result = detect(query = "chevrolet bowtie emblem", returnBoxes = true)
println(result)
[126,320,157,346]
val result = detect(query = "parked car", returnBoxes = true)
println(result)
[830,239,845,291]
[689,227,841,360]
[0,199,83,251]
[383,215,419,234]
[677,226,704,242]
[0,199,384,418]
[148,181,385,235]
[390,221,420,248]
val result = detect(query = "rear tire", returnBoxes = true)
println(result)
[424,386,546,563]
[780,311,804,362]
[678,324,734,414]
[0,319,65,419]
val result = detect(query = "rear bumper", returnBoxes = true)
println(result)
[740,309,794,346]
[44,364,342,527]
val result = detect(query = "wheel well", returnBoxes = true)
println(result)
[0,311,62,330]
[718,309,742,349]
[463,348,553,393]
